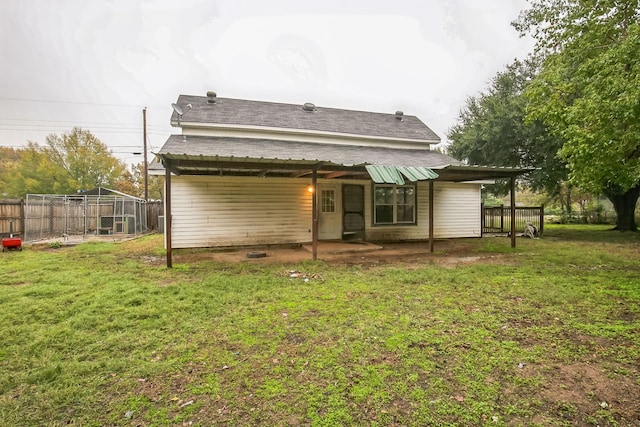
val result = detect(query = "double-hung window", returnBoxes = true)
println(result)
[373,185,416,225]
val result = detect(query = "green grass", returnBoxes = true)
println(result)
[1,227,639,426]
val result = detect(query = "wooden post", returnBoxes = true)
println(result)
[20,199,25,238]
[143,107,149,202]
[480,202,484,237]
[311,168,318,260]
[165,162,173,268]
[510,177,516,248]
[429,180,434,253]
[539,204,544,236]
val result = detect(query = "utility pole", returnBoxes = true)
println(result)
[143,107,149,201]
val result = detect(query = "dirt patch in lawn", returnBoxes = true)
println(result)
[517,361,640,425]
[171,239,514,268]
[124,356,640,426]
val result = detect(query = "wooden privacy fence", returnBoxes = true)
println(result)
[0,199,24,237]
[2,199,164,239]
[146,201,163,231]
[482,205,544,236]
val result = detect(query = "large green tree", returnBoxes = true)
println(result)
[447,58,568,199]
[44,127,126,192]
[0,147,22,196]
[514,0,640,231]
[0,128,126,198]
[0,143,61,197]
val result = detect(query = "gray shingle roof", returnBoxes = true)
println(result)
[158,135,459,168]
[171,94,441,143]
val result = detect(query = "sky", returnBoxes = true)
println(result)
[0,0,534,165]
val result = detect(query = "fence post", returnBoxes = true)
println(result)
[19,199,25,237]
[480,202,484,237]
[500,204,504,233]
[539,204,544,236]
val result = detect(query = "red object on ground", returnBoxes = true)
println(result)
[1,237,22,251]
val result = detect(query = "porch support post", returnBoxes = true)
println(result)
[165,162,173,268]
[429,180,435,253]
[311,168,318,260]
[510,176,516,249]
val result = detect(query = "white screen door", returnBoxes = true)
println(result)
[318,185,341,239]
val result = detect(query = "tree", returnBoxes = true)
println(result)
[111,169,138,197]
[514,0,640,231]
[44,127,126,193]
[0,144,62,197]
[447,58,569,200]
[0,147,22,196]
[112,162,164,200]
[0,129,127,198]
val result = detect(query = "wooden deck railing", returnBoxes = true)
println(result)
[482,204,544,236]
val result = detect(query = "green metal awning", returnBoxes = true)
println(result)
[365,165,438,185]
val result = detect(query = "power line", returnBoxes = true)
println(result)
[0,124,141,131]
[0,117,141,127]
[0,119,167,133]
[0,125,168,135]
[0,96,166,109]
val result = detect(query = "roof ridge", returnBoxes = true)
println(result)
[177,94,420,118]
[172,93,441,143]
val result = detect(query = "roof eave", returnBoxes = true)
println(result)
[171,121,440,146]
[433,164,535,182]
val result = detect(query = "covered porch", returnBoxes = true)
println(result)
[157,135,530,268]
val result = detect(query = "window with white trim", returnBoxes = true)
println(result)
[321,189,336,213]
[373,185,416,225]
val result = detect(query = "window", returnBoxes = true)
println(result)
[374,185,415,225]
[321,189,335,213]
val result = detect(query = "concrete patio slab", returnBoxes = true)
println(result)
[302,240,383,255]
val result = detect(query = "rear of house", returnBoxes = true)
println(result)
[156,92,526,250]
[168,175,481,249]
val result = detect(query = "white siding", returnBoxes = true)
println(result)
[169,176,481,248]
[364,181,481,241]
[170,176,313,248]
[432,182,482,238]
[363,180,427,241]
[181,126,435,149]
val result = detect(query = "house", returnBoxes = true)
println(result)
[155,92,529,266]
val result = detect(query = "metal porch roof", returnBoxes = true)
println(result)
[366,165,438,185]
[156,135,533,181]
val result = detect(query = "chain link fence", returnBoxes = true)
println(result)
[25,192,148,242]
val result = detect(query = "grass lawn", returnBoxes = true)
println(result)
[0,224,639,426]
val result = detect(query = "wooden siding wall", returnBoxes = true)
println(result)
[432,182,482,238]
[170,177,482,248]
[363,181,482,241]
[170,175,313,248]
[182,127,433,150]
[363,180,428,241]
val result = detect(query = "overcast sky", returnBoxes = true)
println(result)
[0,0,534,164]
